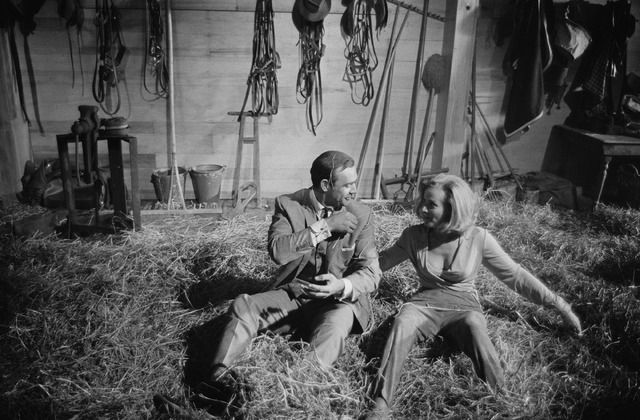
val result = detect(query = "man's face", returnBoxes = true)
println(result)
[324,166,358,209]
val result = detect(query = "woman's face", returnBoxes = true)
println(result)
[419,186,450,229]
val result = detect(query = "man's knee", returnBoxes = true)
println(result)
[309,324,349,366]
[461,311,487,334]
[228,294,251,315]
[319,319,352,341]
[315,305,354,338]
[227,294,261,327]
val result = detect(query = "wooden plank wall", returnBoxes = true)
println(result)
[16,0,448,201]
[14,0,640,202]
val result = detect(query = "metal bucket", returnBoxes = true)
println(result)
[151,167,188,203]
[189,164,226,204]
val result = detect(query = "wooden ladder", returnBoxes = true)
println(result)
[228,111,271,208]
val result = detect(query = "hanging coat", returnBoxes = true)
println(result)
[502,0,554,138]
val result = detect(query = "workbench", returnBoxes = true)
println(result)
[541,125,640,205]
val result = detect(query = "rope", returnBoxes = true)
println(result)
[296,20,325,135]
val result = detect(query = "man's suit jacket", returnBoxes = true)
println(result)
[266,188,381,332]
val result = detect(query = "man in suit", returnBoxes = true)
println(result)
[201,150,381,396]
[152,150,381,416]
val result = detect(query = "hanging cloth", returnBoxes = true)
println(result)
[502,0,554,138]
[1,0,47,135]
[563,0,636,129]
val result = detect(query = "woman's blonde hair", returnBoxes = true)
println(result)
[415,173,478,234]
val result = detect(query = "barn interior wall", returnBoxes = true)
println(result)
[14,0,640,202]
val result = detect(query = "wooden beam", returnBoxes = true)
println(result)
[430,0,479,175]
[77,0,346,13]
[0,28,32,208]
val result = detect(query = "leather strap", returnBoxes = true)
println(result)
[59,0,85,95]
[22,34,45,136]
[7,24,31,128]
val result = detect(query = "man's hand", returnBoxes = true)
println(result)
[325,211,357,234]
[299,274,345,299]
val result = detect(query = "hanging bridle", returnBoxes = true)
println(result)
[296,20,325,135]
[143,0,168,99]
[341,0,388,106]
[92,0,128,116]
[251,0,280,116]
[237,0,281,119]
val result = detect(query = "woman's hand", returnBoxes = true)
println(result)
[554,296,583,336]
[553,295,584,337]
[558,307,583,337]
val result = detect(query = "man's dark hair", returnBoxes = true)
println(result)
[310,151,355,188]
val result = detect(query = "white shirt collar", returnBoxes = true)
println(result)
[310,188,331,218]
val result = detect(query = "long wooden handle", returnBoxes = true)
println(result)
[413,89,436,199]
[166,0,186,209]
[401,0,430,179]
[372,58,396,199]
[356,8,410,193]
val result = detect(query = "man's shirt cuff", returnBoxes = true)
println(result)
[339,278,354,301]
[309,219,332,246]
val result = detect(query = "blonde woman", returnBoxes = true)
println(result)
[366,174,582,419]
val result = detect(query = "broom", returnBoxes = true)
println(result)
[412,53,446,199]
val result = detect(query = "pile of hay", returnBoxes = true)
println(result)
[0,198,639,419]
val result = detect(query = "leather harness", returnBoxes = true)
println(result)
[143,0,169,99]
[296,20,325,135]
[341,0,391,106]
[92,0,128,116]
[342,0,382,106]
[243,0,281,117]
[237,0,281,120]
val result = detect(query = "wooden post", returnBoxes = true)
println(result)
[0,27,32,208]
[430,0,479,175]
